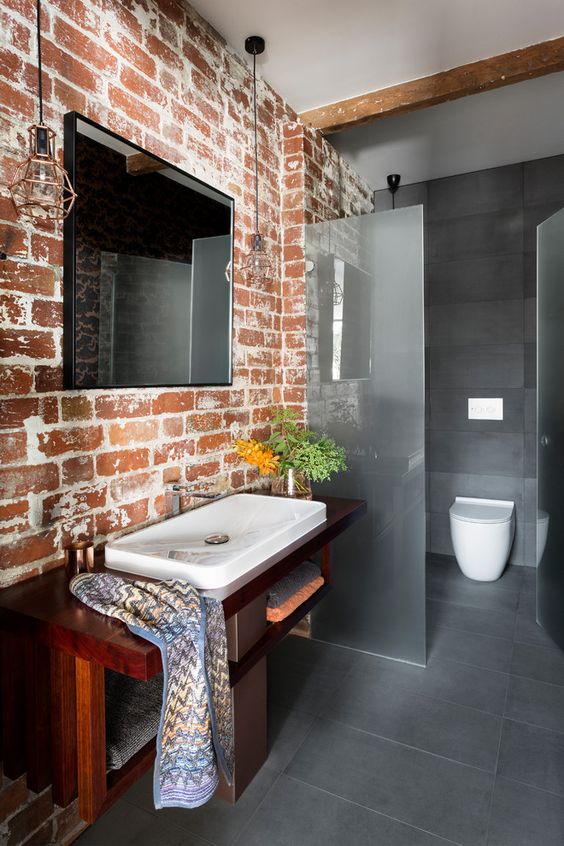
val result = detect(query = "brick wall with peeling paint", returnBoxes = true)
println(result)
[0,1,371,841]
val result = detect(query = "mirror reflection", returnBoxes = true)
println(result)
[64,114,233,388]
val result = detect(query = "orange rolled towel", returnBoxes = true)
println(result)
[266,576,325,623]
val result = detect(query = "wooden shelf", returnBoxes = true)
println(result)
[229,583,331,686]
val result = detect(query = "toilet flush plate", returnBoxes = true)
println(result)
[468,398,503,420]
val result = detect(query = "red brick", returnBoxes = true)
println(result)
[187,412,222,432]
[0,292,26,325]
[185,460,220,481]
[31,298,63,329]
[195,389,244,410]
[162,416,183,437]
[0,430,26,463]
[53,76,87,114]
[43,487,106,523]
[1,329,55,359]
[0,397,38,427]
[145,34,183,70]
[154,439,195,465]
[109,419,159,445]
[38,425,103,457]
[41,39,99,93]
[49,0,100,34]
[0,529,57,570]
[95,499,149,536]
[197,432,231,454]
[120,65,166,105]
[54,18,118,75]
[62,455,94,485]
[0,46,23,84]
[108,84,160,131]
[35,365,63,392]
[152,391,194,414]
[95,394,151,418]
[238,328,264,347]
[0,463,59,498]
[62,395,93,421]
[110,471,159,502]
[105,31,156,78]
[0,76,34,118]
[96,448,150,476]
[0,260,55,295]
[0,774,28,824]
[30,232,63,265]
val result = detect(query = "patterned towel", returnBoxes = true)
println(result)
[70,573,233,809]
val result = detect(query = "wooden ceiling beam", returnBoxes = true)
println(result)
[299,36,564,134]
[126,153,168,175]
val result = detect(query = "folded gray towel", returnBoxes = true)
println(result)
[267,561,322,609]
[105,669,163,770]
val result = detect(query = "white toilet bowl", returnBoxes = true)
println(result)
[449,497,515,581]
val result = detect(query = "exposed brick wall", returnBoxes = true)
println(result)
[0,1,372,841]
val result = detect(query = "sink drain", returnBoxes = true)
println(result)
[204,533,230,545]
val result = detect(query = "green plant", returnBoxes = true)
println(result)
[265,407,347,482]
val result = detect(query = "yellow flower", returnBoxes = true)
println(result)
[234,438,280,476]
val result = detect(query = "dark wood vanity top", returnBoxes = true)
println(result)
[0,496,366,681]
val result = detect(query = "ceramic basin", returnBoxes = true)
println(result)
[105,493,326,593]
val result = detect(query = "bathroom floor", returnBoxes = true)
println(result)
[77,555,564,846]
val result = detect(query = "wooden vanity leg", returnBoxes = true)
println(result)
[25,639,51,792]
[75,658,106,824]
[320,543,332,584]
[50,650,77,807]
[1,629,27,779]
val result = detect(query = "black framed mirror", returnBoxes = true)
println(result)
[63,113,234,389]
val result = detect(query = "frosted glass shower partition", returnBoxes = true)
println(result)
[306,207,426,665]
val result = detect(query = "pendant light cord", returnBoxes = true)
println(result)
[36,0,43,124]
[253,49,259,235]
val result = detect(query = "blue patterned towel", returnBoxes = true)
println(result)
[70,573,233,809]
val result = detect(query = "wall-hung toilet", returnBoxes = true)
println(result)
[449,497,515,581]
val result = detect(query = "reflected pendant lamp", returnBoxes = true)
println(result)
[8,0,77,221]
[242,35,273,283]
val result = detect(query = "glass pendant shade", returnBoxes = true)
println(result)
[9,125,77,221]
[243,233,273,282]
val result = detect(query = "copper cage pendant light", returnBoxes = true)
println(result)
[9,0,76,221]
[242,35,273,283]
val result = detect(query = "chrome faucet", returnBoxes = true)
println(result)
[167,483,226,516]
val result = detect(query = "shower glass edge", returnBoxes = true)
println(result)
[306,206,426,666]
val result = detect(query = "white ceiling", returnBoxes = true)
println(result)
[189,0,564,114]
[332,72,564,189]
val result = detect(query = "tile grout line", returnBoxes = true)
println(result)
[484,661,511,845]
[283,772,465,846]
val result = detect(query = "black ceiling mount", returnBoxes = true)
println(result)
[245,35,265,56]
[387,174,401,195]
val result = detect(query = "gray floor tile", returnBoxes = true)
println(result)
[288,718,493,846]
[426,573,519,615]
[124,766,279,846]
[428,556,523,597]
[76,799,211,846]
[267,656,349,715]
[487,776,564,846]
[513,609,557,649]
[498,718,564,797]
[267,705,317,773]
[510,641,564,687]
[236,773,460,846]
[351,652,508,715]
[505,675,564,734]
[427,625,513,673]
[322,674,502,770]
[427,598,516,641]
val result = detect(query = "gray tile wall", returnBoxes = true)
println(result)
[375,153,564,565]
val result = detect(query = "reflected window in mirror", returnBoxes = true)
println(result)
[63,113,233,388]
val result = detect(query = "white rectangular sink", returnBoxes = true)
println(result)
[105,493,327,593]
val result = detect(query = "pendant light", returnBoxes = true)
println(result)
[242,35,273,283]
[8,0,77,221]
